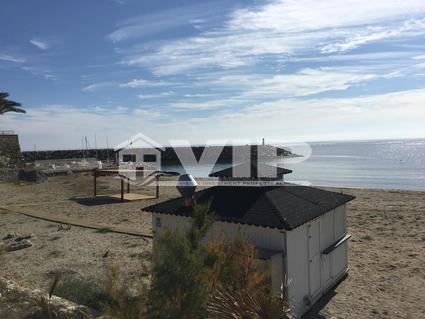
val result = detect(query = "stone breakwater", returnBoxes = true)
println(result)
[23,144,294,164]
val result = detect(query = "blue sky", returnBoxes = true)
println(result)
[1,0,425,150]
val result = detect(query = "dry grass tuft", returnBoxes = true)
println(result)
[31,275,91,319]
[31,275,62,319]
[100,265,149,319]
[208,285,292,319]
[207,235,270,292]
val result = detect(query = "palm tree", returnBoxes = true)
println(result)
[0,92,26,115]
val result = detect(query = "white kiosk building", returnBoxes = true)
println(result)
[144,164,354,318]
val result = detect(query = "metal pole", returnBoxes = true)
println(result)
[85,136,89,158]
[93,170,97,197]
[95,134,98,160]
[106,136,109,164]
[82,137,85,158]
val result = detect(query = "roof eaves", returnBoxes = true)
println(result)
[143,207,286,230]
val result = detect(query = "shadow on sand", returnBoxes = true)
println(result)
[70,196,127,206]
[302,274,347,318]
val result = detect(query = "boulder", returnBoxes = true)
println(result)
[6,239,32,252]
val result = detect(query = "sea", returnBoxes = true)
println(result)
[162,139,425,191]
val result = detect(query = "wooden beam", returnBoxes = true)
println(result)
[121,179,124,201]
[156,175,160,198]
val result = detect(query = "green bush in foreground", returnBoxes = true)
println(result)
[54,277,111,310]
[148,202,215,319]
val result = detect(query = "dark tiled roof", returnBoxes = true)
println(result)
[209,162,292,178]
[143,185,354,230]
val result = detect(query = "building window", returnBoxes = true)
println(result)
[143,154,157,162]
[123,154,136,162]
[155,217,162,228]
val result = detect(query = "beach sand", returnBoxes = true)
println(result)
[0,174,424,318]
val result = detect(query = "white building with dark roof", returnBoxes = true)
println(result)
[144,165,355,318]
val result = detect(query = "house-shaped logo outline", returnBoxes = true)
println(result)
[114,133,165,182]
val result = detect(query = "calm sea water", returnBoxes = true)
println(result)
[163,139,425,191]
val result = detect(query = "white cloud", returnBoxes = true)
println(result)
[43,73,56,80]
[0,54,25,63]
[30,39,49,50]
[165,67,379,110]
[124,30,295,75]
[108,3,218,42]
[84,79,177,92]
[169,97,244,110]
[109,0,127,4]
[6,89,425,150]
[1,104,167,150]
[118,0,425,75]
[21,66,55,80]
[82,82,116,92]
[138,91,173,99]
[210,68,377,99]
[321,18,425,53]
[291,51,417,63]
[119,78,175,88]
[181,88,425,142]
[229,0,425,32]
[184,93,217,98]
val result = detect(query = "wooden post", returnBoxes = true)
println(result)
[93,170,97,197]
[127,178,130,193]
[156,175,160,198]
[121,179,124,201]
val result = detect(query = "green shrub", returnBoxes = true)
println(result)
[148,202,215,319]
[54,277,111,310]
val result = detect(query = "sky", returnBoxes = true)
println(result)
[1,0,425,150]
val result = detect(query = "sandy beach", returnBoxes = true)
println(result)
[0,174,424,318]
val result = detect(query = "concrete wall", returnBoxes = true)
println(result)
[0,134,23,168]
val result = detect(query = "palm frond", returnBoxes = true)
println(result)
[0,92,26,114]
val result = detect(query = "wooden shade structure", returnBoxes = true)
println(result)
[92,168,179,201]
